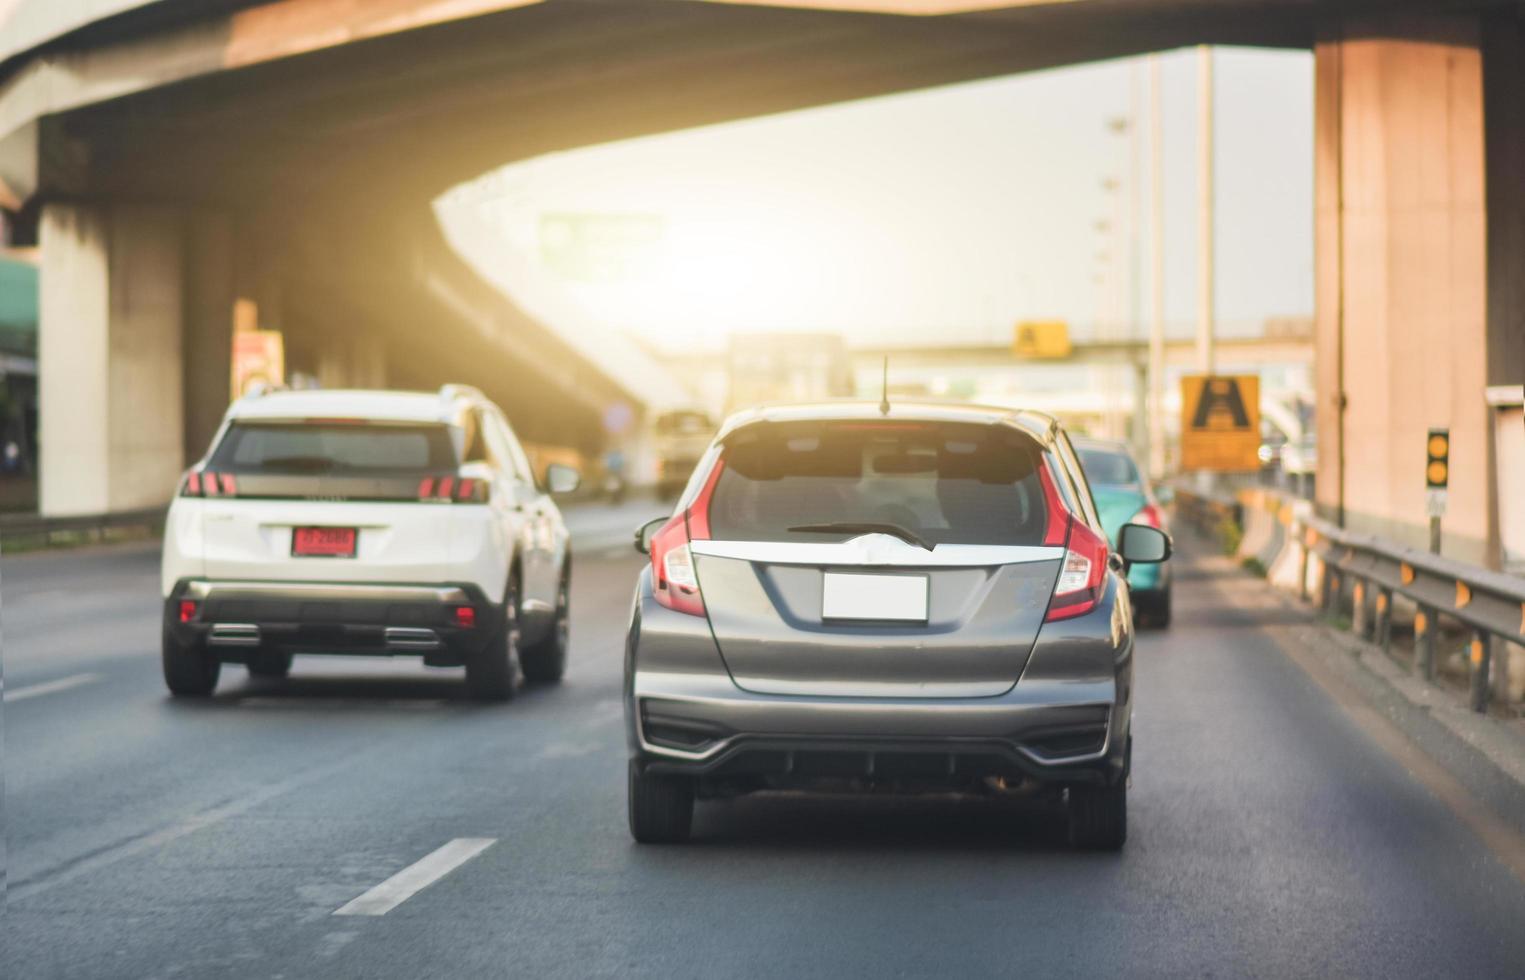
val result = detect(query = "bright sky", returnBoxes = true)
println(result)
[438,46,1313,356]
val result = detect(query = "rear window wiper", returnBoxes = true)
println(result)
[788,522,935,552]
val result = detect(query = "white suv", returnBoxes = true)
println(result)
[161,385,579,700]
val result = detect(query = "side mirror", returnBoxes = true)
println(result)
[1118,523,1171,564]
[545,463,581,496]
[635,516,668,555]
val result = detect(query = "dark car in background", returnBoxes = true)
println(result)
[1073,438,1173,627]
[624,402,1171,849]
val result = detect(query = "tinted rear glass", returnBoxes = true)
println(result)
[210,423,458,474]
[1076,447,1140,486]
[708,422,1048,545]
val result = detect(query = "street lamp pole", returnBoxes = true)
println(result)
[1196,45,1216,376]
[1148,54,1167,480]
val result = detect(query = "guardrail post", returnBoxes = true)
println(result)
[1352,579,1370,638]
[1469,631,1492,713]
[1415,608,1436,681]
[1375,588,1393,653]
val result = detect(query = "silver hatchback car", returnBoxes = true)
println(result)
[625,403,1170,849]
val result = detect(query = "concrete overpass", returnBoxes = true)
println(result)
[0,0,1521,566]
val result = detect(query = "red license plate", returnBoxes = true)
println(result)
[292,526,357,558]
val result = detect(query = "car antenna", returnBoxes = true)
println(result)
[878,356,890,416]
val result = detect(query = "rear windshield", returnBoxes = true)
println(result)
[209,422,458,474]
[708,421,1048,546]
[1076,447,1140,487]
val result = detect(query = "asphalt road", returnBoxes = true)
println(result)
[4,519,1525,978]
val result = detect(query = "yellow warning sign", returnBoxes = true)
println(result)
[1180,374,1261,471]
[231,329,285,400]
[1013,320,1071,359]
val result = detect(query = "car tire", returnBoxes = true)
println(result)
[1068,780,1127,850]
[628,761,694,844]
[466,577,520,702]
[1153,591,1172,629]
[1136,590,1171,630]
[247,651,293,678]
[162,626,220,697]
[520,569,569,685]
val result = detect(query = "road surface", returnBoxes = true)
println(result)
[3,515,1525,978]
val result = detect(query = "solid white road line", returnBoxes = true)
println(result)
[3,672,101,702]
[333,838,497,917]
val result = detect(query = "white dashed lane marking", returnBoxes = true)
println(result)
[4,672,101,702]
[333,838,497,917]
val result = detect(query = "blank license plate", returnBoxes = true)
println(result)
[292,526,357,558]
[821,572,928,622]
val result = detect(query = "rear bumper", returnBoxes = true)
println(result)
[624,566,1132,787]
[166,579,503,666]
[631,670,1124,785]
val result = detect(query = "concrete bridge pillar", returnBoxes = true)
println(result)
[39,203,187,516]
[1314,11,1522,567]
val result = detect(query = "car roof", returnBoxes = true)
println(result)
[1070,436,1136,456]
[226,389,461,424]
[716,401,1059,443]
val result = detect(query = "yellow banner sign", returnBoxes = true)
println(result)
[1013,320,1071,359]
[231,329,285,399]
[1180,374,1261,471]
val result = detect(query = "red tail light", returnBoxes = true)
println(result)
[1038,459,1109,622]
[453,606,476,628]
[1131,503,1164,528]
[651,460,724,617]
[418,475,489,503]
[178,599,198,623]
[181,470,235,497]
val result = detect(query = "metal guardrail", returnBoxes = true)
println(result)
[1178,485,1524,713]
[0,506,167,550]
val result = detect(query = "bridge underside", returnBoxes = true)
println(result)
[3,0,1522,563]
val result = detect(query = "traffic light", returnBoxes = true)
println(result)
[1425,428,1449,490]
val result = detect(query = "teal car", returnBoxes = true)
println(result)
[1073,438,1172,627]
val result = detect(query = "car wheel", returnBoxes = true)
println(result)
[628,760,694,844]
[1153,590,1172,629]
[247,651,293,678]
[1068,780,1127,850]
[162,625,220,697]
[520,570,569,685]
[465,577,520,701]
[1135,590,1171,629]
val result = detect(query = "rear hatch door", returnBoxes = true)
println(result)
[694,419,1062,698]
[196,420,460,583]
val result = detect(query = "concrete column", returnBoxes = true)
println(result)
[1314,15,1493,565]
[39,203,185,515]
[183,213,235,463]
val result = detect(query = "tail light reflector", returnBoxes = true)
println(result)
[178,599,198,623]
[453,606,476,628]
[651,460,724,617]
[1037,460,1109,622]
[1131,503,1164,528]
